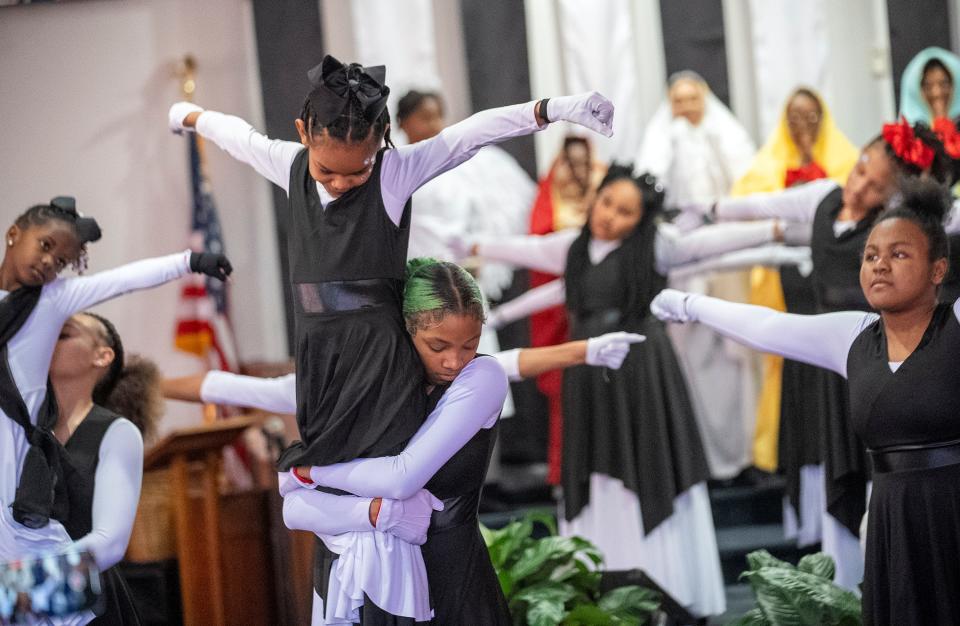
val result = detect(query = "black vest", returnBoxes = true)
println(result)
[61,406,123,541]
[810,188,874,313]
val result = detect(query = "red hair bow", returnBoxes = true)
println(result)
[933,116,960,159]
[882,117,934,170]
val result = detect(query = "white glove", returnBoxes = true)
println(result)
[650,289,699,323]
[585,332,646,369]
[375,489,445,545]
[168,101,204,135]
[545,92,615,138]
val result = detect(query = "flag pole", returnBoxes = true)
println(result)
[178,54,216,424]
[179,55,197,102]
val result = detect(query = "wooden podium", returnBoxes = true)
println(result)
[143,416,260,626]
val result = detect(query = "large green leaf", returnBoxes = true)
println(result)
[745,549,794,573]
[486,518,536,571]
[797,553,836,582]
[563,604,616,625]
[598,585,660,622]
[742,566,861,626]
[509,536,583,581]
[726,607,772,626]
[514,582,577,626]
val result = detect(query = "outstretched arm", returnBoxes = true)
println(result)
[304,356,508,500]
[487,279,567,330]
[650,289,876,377]
[668,245,813,282]
[170,103,303,193]
[381,92,613,224]
[70,420,143,570]
[51,251,230,317]
[711,179,837,223]
[494,332,645,381]
[469,229,579,275]
[655,221,783,273]
[51,251,189,315]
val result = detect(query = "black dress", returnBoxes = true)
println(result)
[777,265,822,528]
[809,189,875,537]
[276,147,426,471]
[61,406,141,625]
[561,224,709,533]
[353,356,511,625]
[846,303,960,625]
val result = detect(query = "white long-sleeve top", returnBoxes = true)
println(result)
[0,251,190,563]
[204,358,509,500]
[194,102,543,227]
[475,222,780,324]
[70,419,143,571]
[673,293,960,377]
[202,357,507,623]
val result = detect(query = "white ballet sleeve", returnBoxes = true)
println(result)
[380,101,542,226]
[715,179,838,223]
[195,111,304,193]
[309,356,508,500]
[654,221,779,273]
[48,251,191,316]
[200,371,296,414]
[282,490,372,535]
[474,229,579,275]
[668,245,812,281]
[685,294,877,377]
[493,348,523,382]
[70,420,143,570]
[492,279,567,327]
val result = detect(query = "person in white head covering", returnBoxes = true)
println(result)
[637,70,755,208]
[637,71,760,481]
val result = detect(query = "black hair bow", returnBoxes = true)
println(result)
[50,196,101,244]
[305,54,390,127]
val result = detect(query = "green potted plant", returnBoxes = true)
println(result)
[481,512,660,625]
[729,550,861,626]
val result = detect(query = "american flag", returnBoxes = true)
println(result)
[174,133,239,372]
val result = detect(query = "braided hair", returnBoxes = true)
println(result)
[14,197,101,272]
[83,313,162,441]
[403,257,485,335]
[874,177,952,263]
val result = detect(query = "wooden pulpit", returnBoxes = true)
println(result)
[142,416,260,626]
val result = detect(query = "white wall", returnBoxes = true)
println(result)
[0,0,287,432]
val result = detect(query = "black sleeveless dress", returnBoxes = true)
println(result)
[355,356,511,625]
[62,406,141,625]
[561,226,709,533]
[809,189,875,536]
[276,147,426,470]
[847,303,960,625]
[776,265,822,523]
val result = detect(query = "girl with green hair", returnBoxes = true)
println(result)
[164,257,642,625]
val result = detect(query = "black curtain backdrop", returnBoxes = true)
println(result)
[886,0,952,111]
[251,0,325,354]
[459,0,538,178]
[658,0,731,105]
[460,0,547,464]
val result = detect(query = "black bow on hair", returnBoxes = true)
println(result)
[304,55,390,128]
[49,196,102,244]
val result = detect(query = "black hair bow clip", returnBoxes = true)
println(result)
[305,54,390,127]
[50,196,102,244]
